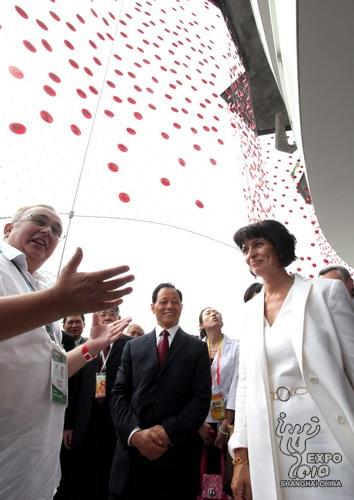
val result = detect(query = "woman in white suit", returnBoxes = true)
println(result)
[229,220,354,500]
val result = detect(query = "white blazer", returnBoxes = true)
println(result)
[205,334,239,422]
[229,274,354,500]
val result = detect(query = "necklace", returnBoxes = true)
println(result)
[207,334,223,355]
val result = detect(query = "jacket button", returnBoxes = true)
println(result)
[309,376,319,384]
[336,415,345,424]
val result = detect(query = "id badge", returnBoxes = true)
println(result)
[95,372,106,399]
[51,344,68,405]
[210,392,225,420]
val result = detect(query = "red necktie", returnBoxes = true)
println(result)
[157,330,169,366]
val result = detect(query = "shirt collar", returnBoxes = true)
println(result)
[155,324,179,343]
[1,241,28,271]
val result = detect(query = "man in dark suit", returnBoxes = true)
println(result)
[109,283,211,500]
[61,330,75,351]
[55,307,132,500]
[55,314,86,500]
[62,314,86,348]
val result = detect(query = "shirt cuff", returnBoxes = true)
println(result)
[127,427,141,446]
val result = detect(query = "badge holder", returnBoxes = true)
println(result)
[95,372,106,398]
[51,344,68,405]
[210,392,226,421]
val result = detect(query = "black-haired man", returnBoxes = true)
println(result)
[109,283,211,500]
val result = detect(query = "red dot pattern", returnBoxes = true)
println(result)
[70,124,81,135]
[15,5,28,19]
[108,162,119,172]
[9,66,24,79]
[23,40,36,52]
[9,122,26,134]
[40,110,53,123]
[6,0,345,271]
[81,109,92,119]
[119,192,130,203]
[43,85,56,96]
[254,131,351,277]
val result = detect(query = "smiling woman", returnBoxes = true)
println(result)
[235,220,297,270]
[228,220,354,500]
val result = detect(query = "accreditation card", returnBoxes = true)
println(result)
[210,392,226,420]
[95,372,107,398]
[51,344,68,405]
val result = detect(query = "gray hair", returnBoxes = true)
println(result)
[11,204,57,222]
[318,265,352,281]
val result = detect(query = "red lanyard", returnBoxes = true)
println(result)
[207,335,223,386]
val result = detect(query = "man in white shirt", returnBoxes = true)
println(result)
[0,204,134,500]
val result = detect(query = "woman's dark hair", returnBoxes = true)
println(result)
[243,282,263,303]
[233,220,297,267]
[198,307,210,339]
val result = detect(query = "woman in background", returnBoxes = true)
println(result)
[199,307,239,495]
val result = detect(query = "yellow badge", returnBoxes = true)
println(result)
[210,392,225,421]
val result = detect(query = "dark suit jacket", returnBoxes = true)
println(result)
[109,328,211,495]
[63,336,86,429]
[61,331,76,352]
[65,335,132,446]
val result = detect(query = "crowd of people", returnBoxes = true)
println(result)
[0,205,353,500]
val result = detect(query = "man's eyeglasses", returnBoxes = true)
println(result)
[97,310,119,317]
[17,214,63,239]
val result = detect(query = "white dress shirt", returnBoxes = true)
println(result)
[0,242,65,500]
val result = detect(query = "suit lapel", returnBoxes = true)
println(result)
[248,288,268,385]
[288,274,312,373]
[145,330,160,371]
[159,328,186,373]
[249,274,312,378]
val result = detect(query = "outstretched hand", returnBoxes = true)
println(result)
[89,313,132,352]
[53,248,134,315]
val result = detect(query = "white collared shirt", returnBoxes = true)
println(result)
[0,242,64,500]
[155,323,179,346]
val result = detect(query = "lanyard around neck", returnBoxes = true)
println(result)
[99,346,111,372]
[10,259,57,343]
[207,334,223,386]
